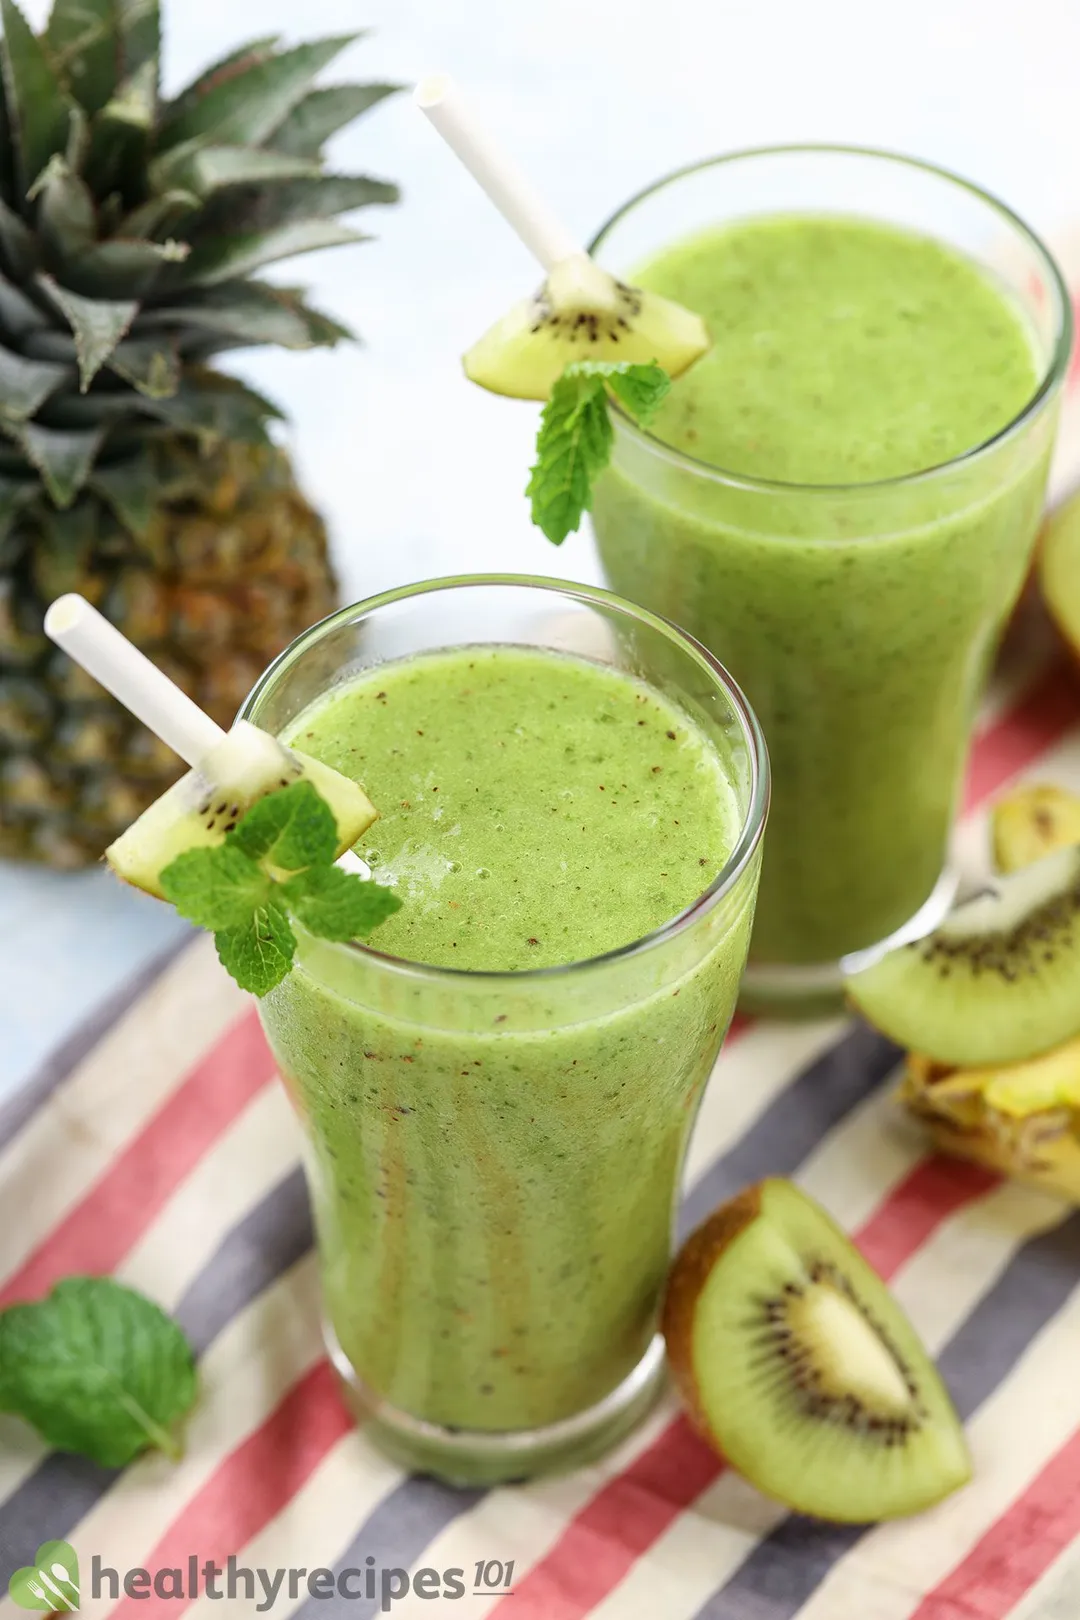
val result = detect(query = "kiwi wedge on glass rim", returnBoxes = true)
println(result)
[663,1179,971,1523]
[106,720,377,900]
[845,844,1080,1066]
[463,253,710,400]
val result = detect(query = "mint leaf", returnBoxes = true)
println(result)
[527,360,670,544]
[159,844,270,931]
[607,363,671,420]
[228,779,337,871]
[281,864,403,942]
[0,1278,197,1467]
[215,900,296,996]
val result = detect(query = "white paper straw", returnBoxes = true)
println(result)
[44,594,224,767]
[414,73,582,271]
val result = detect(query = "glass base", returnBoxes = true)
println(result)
[739,864,960,1019]
[325,1323,668,1487]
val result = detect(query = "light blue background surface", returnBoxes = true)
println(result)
[3,0,1079,1099]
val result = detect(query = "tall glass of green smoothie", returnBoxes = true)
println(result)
[588,147,1072,1010]
[241,577,767,1484]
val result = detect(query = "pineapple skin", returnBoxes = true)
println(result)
[0,440,337,868]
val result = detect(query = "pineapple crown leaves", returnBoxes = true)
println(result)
[0,0,399,512]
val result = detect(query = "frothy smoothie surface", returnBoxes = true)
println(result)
[285,646,740,971]
[639,214,1039,484]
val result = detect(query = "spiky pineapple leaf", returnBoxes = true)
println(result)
[107,336,178,397]
[138,372,282,445]
[179,217,363,288]
[120,188,197,240]
[161,35,279,129]
[0,345,69,421]
[83,60,154,203]
[37,390,133,427]
[148,141,320,199]
[34,155,96,266]
[0,193,34,278]
[269,82,399,159]
[1,417,105,506]
[157,36,358,153]
[201,172,398,238]
[36,273,138,390]
[58,235,187,300]
[92,453,157,537]
[46,0,160,116]
[0,66,14,202]
[0,0,74,192]
[0,264,47,335]
[142,280,352,351]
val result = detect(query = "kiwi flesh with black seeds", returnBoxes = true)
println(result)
[463,253,710,400]
[845,844,1080,1066]
[106,720,378,899]
[663,1178,971,1523]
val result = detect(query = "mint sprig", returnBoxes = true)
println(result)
[0,1278,197,1467]
[527,360,671,544]
[159,780,401,996]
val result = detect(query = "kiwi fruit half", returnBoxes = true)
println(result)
[663,1178,971,1522]
[106,720,377,899]
[845,844,1080,1066]
[463,254,710,400]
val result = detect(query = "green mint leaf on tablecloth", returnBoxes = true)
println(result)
[527,360,670,544]
[281,863,403,942]
[159,843,270,931]
[214,900,296,996]
[227,779,337,871]
[0,1278,197,1467]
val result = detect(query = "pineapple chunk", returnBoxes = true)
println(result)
[991,783,1080,874]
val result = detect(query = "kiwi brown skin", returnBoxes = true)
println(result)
[662,1184,763,1447]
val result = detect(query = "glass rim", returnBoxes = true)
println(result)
[240,573,770,987]
[588,142,1074,496]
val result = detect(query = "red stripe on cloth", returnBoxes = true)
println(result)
[109,1360,352,1620]
[856,1156,1000,1278]
[963,663,1080,813]
[488,1157,992,1620]
[909,1427,1080,1620]
[0,1010,274,1307]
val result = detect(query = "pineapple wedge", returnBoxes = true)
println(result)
[991,784,1080,873]
[901,1041,1080,1203]
[898,780,1080,1201]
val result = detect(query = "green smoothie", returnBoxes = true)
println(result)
[257,644,758,1442]
[592,212,1055,967]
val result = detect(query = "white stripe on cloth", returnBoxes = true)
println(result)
[0,937,246,1281]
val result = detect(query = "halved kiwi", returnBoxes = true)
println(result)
[845,845,1080,1066]
[463,254,710,400]
[663,1179,971,1522]
[106,720,377,899]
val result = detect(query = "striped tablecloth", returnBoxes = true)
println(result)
[2,251,1080,1620]
[0,643,1079,1620]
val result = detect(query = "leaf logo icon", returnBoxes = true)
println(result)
[8,1542,79,1610]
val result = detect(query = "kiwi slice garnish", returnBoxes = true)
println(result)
[845,844,1080,1066]
[663,1179,971,1522]
[106,720,377,899]
[463,254,710,400]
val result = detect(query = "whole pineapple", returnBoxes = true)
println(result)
[0,0,398,867]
